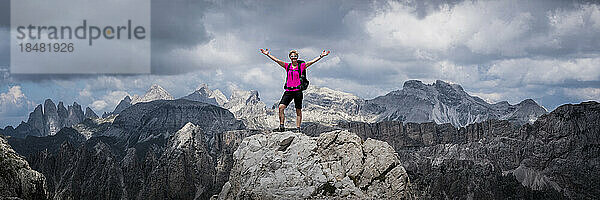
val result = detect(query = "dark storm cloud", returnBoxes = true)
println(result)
[0,0,9,68]
[149,0,369,74]
[150,0,213,74]
[203,0,371,45]
[151,0,212,49]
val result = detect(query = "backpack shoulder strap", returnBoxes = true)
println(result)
[285,62,290,80]
[299,62,303,77]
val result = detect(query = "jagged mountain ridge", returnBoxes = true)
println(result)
[95,79,547,131]
[368,80,547,127]
[0,99,97,138]
[7,99,249,199]
[102,84,175,118]
[0,79,550,139]
[275,86,383,125]
[0,80,574,200]
[250,80,544,128]
[180,83,229,106]
[130,83,174,104]
[99,80,542,130]
[2,92,596,199]
[299,101,599,199]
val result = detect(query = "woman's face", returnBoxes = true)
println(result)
[289,53,298,61]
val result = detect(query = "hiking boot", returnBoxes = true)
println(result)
[278,124,285,132]
[294,127,301,133]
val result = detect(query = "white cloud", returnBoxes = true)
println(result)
[91,100,108,111]
[563,87,600,101]
[239,66,280,88]
[548,4,600,37]
[364,0,600,57]
[79,88,92,97]
[88,90,130,113]
[0,85,35,125]
[0,27,8,57]
[470,92,505,104]
[173,32,253,70]
[465,12,541,56]
[434,60,480,85]
[487,57,600,87]
[0,86,27,105]
[318,56,341,69]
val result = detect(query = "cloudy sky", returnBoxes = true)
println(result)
[1,0,600,127]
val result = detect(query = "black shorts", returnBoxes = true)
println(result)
[279,90,303,109]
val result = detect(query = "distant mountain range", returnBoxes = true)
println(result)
[2,79,548,138]
[0,99,97,138]
[102,83,174,117]
[175,79,547,129]
[2,79,592,199]
[368,80,547,127]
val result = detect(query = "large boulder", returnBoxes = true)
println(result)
[216,130,413,199]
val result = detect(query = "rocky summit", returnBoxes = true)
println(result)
[216,130,413,199]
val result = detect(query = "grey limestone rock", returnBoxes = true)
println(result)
[217,130,413,199]
[0,135,47,200]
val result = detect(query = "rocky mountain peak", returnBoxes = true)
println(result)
[370,80,548,127]
[246,90,260,104]
[169,122,201,150]
[222,87,274,129]
[43,99,61,136]
[181,84,229,106]
[196,83,211,94]
[64,102,84,127]
[84,107,98,119]
[57,102,67,119]
[401,80,466,96]
[1,99,89,138]
[216,130,413,199]
[43,99,57,115]
[306,86,361,100]
[225,87,263,108]
[131,83,174,104]
[26,105,44,132]
[104,99,245,145]
[435,79,465,91]
[518,98,539,106]
[402,79,426,90]
[111,95,132,115]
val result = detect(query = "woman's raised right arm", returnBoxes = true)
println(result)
[261,49,286,68]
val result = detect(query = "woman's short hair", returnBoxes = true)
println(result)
[289,50,299,57]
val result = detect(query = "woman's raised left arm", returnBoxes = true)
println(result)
[306,50,330,68]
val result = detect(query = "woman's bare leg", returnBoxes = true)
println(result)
[295,108,302,128]
[278,104,286,126]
